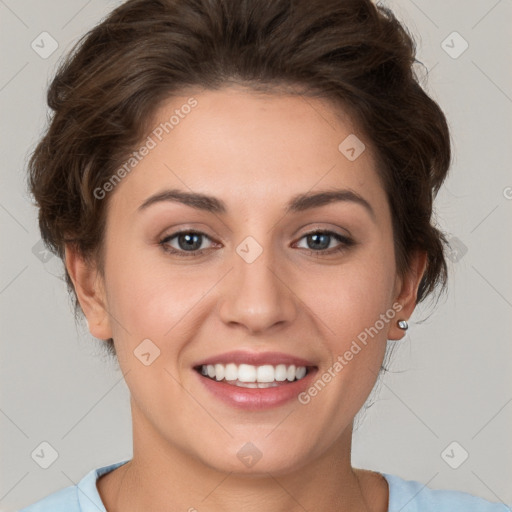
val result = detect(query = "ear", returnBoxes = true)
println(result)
[388,250,428,341]
[65,245,113,340]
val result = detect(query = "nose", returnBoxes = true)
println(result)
[218,243,298,334]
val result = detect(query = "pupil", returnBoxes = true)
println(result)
[179,233,201,251]
[309,233,329,250]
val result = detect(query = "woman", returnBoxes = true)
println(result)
[19,0,509,510]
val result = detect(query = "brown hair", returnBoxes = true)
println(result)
[28,0,451,358]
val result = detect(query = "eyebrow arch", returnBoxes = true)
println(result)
[286,189,376,222]
[138,188,376,221]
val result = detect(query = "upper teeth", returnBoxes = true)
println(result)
[200,363,307,383]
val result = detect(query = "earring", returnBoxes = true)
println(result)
[397,319,408,330]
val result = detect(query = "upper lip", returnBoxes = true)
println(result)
[193,350,317,368]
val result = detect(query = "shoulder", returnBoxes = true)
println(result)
[18,459,131,512]
[382,472,511,512]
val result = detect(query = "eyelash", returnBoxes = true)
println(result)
[158,229,355,258]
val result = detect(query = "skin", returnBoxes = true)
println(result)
[66,86,426,512]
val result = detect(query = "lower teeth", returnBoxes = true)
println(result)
[230,380,281,388]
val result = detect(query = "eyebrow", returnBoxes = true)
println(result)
[138,188,376,221]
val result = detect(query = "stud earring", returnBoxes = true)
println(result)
[397,320,409,331]
[397,319,408,330]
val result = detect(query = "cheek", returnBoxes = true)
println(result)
[104,247,212,346]
[314,246,397,342]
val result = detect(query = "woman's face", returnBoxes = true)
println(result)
[74,86,422,475]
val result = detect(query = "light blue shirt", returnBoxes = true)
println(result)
[19,459,511,511]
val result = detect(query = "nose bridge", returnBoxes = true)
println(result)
[218,233,297,333]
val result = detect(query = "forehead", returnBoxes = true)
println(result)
[108,86,388,218]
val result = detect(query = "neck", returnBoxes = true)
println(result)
[99,404,386,512]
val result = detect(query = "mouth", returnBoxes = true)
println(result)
[194,363,313,388]
[192,351,319,409]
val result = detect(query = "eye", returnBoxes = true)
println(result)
[294,230,355,255]
[159,230,215,257]
[159,229,355,258]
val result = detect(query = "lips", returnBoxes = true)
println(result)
[192,350,318,409]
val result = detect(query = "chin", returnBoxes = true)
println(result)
[194,438,310,477]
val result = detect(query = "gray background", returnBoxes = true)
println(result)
[1,0,511,510]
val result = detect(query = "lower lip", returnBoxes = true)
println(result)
[195,369,318,410]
